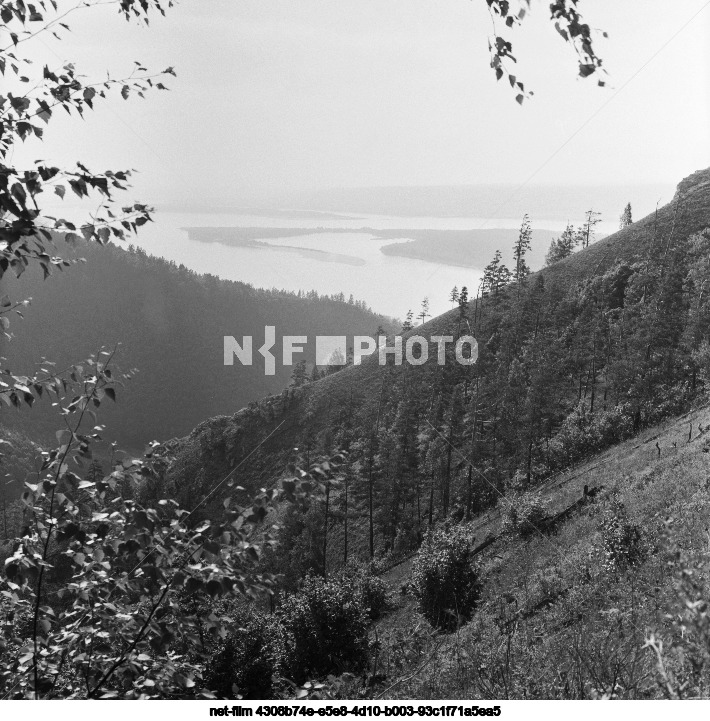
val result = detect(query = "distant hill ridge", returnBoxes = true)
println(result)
[0,240,396,448]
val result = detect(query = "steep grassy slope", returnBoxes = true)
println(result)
[372,403,710,699]
[539,167,710,286]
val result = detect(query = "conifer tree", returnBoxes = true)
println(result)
[482,252,499,294]
[417,297,431,325]
[457,286,469,337]
[619,202,633,229]
[545,223,578,265]
[579,209,602,248]
[290,359,309,387]
[449,286,459,308]
[401,310,414,333]
[513,214,533,285]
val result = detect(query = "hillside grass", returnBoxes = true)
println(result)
[369,403,710,699]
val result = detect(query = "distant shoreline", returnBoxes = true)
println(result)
[183,225,562,270]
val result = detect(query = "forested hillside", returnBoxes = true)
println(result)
[0,239,395,449]
[163,167,710,569]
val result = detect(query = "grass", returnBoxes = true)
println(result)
[366,402,710,699]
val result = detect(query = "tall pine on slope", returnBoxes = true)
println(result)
[620,203,633,229]
[513,214,533,286]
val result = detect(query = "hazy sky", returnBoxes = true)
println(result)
[16,0,710,206]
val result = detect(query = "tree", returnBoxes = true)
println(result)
[449,286,459,308]
[0,351,333,698]
[483,249,511,296]
[411,525,482,631]
[483,250,500,294]
[484,0,606,103]
[513,213,533,285]
[620,202,633,229]
[457,286,469,337]
[545,223,578,265]
[401,309,414,333]
[579,209,603,249]
[417,297,431,325]
[290,359,309,387]
[1,1,177,290]
[325,348,345,375]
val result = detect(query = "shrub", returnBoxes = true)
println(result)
[204,608,284,699]
[501,491,549,538]
[411,525,482,632]
[336,563,389,620]
[548,403,634,471]
[278,575,370,683]
[597,496,644,572]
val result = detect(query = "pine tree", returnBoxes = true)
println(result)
[458,286,469,313]
[290,359,309,387]
[449,286,459,308]
[513,214,533,285]
[417,297,431,325]
[482,250,512,296]
[545,223,577,265]
[401,310,414,333]
[496,258,512,293]
[457,286,469,337]
[619,202,633,229]
[482,252,499,294]
[580,209,602,248]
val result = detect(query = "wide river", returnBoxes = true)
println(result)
[131,209,619,320]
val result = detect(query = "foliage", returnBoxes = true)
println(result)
[411,525,482,632]
[501,491,549,538]
[513,213,532,284]
[0,348,343,698]
[336,562,389,621]
[645,521,710,698]
[485,0,606,103]
[277,574,370,684]
[545,223,578,265]
[1,0,176,286]
[619,202,633,229]
[203,605,285,700]
[547,403,634,471]
[596,495,644,572]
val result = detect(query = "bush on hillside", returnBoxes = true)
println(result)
[411,525,482,632]
[278,575,370,683]
[501,491,550,538]
[336,563,389,620]
[204,608,284,699]
[548,403,634,471]
[597,496,645,572]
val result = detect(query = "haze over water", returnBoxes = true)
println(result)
[130,191,650,320]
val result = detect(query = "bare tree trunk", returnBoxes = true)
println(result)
[323,481,330,579]
[368,375,386,559]
[343,476,348,566]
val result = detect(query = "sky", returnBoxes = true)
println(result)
[13,0,710,208]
